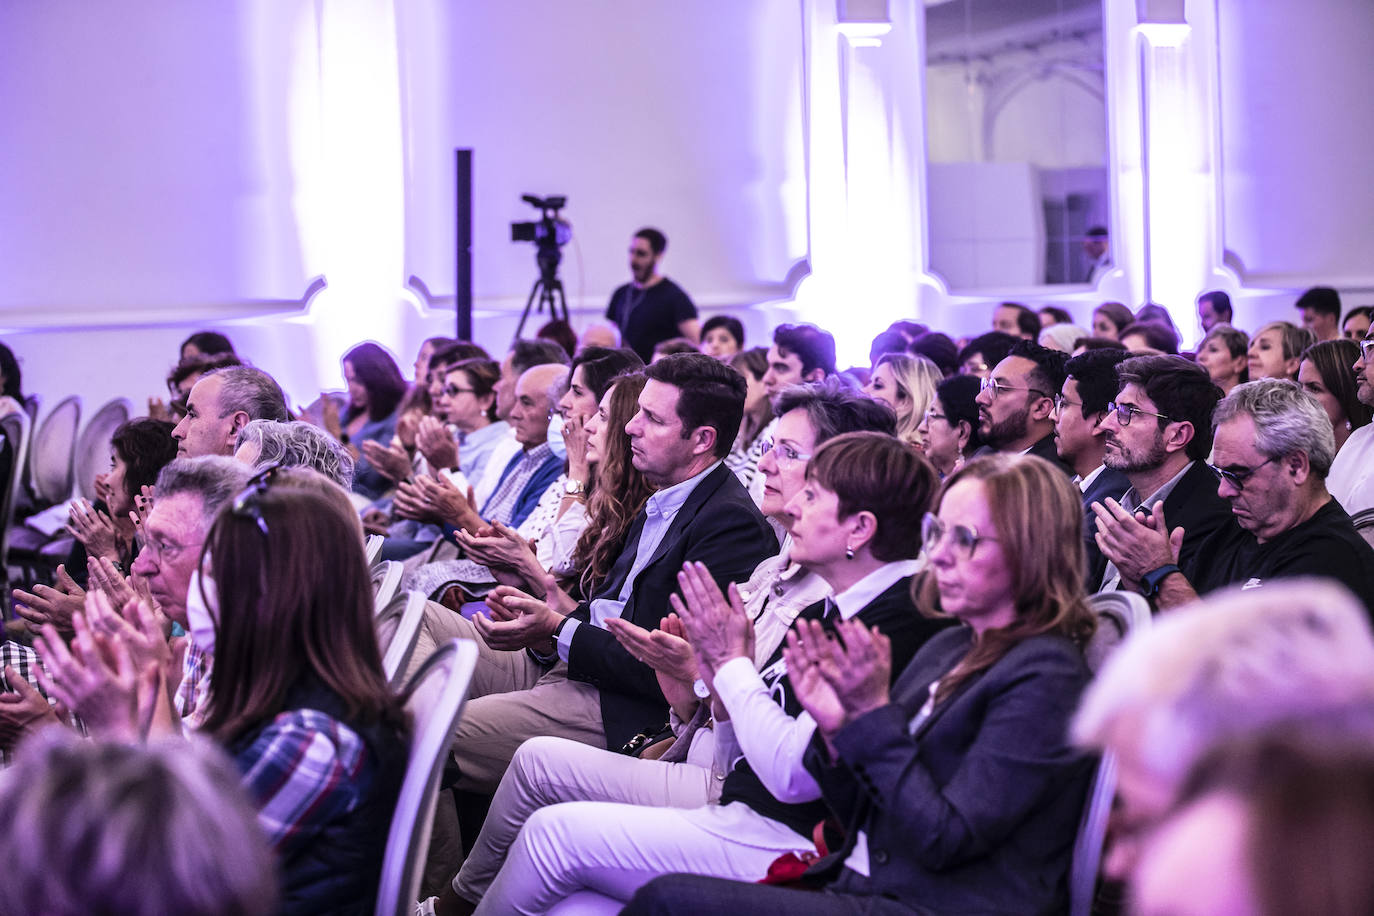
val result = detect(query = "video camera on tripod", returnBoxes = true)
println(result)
[511,194,572,338]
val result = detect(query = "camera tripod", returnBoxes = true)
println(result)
[513,245,569,340]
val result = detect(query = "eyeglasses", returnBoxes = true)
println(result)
[140,535,201,564]
[979,377,1048,400]
[231,462,285,537]
[759,438,812,467]
[923,409,950,425]
[1052,393,1083,415]
[1360,338,1374,361]
[441,383,477,398]
[1105,402,1176,427]
[922,512,999,560]
[1208,456,1277,491]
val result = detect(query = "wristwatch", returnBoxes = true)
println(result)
[693,678,711,700]
[1141,564,1181,598]
[563,478,586,497]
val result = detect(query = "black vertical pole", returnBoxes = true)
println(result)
[455,148,473,340]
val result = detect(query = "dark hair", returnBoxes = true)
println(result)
[1136,303,1178,332]
[168,352,243,392]
[342,342,408,423]
[1198,290,1233,321]
[957,331,1018,372]
[908,332,958,376]
[447,358,501,423]
[1343,306,1373,329]
[200,470,406,742]
[868,329,910,367]
[571,373,654,597]
[1120,321,1180,354]
[429,341,490,374]
[652,338,700,359]
[1074,336,1127,352]
[644,352,747,458]
[1007,340,1069,396]
[934,374,987,454]
[807,432,938,562]
[111,418,178,503]
[1296,286,1342,319]
[773,376,898,444]
[573,347,645,402]
[510,338,572,376]
[700,316,745,350]
[731,347,768,382]
[205,367,290,423]
[887,320,929,341]
[1086,225,1108,239]
[180,331,235,358]
[635,227,667,256]
[773,323,837,377]
[1039,306,1073,325]
[1200,323,1250,361]
[1093,302,1135,336]
[997,302,1040,338]
[1117,354,1222,460]
[1064,349,1131,419]
[1302,339,1373,432]
[536,319,578,359]
[0,342,23,400]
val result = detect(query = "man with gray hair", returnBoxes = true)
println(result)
[234,419,355,489]
[1112,377,1374,610]
[172,366,291,458]
[1072,578,1374,878]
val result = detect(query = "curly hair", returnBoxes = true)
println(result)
[571,372,654,597]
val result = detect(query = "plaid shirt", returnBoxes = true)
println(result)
[234,708,368,856]
[1,640,83,766]
[174,638,214,730]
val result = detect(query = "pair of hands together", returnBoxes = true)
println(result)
[362,416,459,484]
[13,556,155,636]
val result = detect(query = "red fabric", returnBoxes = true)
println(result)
[757,820,831,887]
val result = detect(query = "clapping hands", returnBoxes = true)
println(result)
[782,618,892,742]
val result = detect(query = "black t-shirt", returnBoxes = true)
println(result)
[604,277,697,362]
[717,579,954,837]
[1190,499,1374,612]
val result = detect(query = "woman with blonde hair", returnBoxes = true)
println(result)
[862,352,942,449]
[1247,321,1315,381]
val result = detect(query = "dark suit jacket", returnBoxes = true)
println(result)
[1081,466,1131,588]
[566,463,776,749]
[803,628,1094,916]
[1025,432,1076,477]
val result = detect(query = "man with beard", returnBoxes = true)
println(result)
[1089,355,1236,597]
[973,340,1074,475]
[605,228,699,362]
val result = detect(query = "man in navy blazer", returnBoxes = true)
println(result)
[441,353,777,793]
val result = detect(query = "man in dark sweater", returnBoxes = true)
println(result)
[605,227,699,362]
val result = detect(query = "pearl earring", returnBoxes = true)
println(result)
[845,544,855,560]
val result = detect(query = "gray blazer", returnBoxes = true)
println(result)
[804,627,1094,915]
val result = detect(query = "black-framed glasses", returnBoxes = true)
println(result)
[1208,456,1277,491]
[923,409,950,425]
[1106,401,1176,427]
[922,512,999,560]
[441,383,477,398]
[231,462,285,537]
[980,377,1048,400]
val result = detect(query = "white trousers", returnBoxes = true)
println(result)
[455,735,720,901]
[471,792,811,915]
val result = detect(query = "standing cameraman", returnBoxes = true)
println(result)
[606,227,699,362]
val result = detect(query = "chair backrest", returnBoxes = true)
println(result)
[373,638,478,916]
[0,409,33,600]
[1351,508,1374,549]
[376,590,428,688]
[75,397,134,500]
[371,560,403,612]
[1069,591,1153,916]
[28,395,82,506]
[365,533,385,566]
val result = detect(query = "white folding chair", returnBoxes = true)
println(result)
[1070,591,1152,916]
[371,560,403,612]
[75,397,133,500]
[373,638,478,916]
[0,409,32,605]
[376,590,428,689]
[27,395,81,507]
[365,533,385,566]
